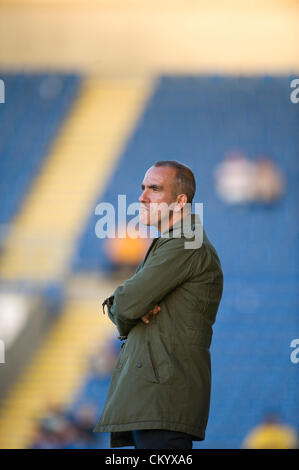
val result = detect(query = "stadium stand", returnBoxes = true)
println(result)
[69,75,299,448]
[0,72,81,226]
[0,74,297,449]
[0,76,152,449]
[0,0,298,453]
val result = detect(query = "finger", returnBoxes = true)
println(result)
[141,314,150,324]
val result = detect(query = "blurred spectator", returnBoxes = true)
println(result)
[253,156,284,202]
[104,225,150,277]
[214,152,284,204]
[214,152,257,204]
[30,335,122,449]
[31,402,71,449]
[31,425,60,449]
[71,404,97,445]
[242,412,298,449]
[30,401,98,449]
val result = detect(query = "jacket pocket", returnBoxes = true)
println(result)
[115,341,127,370]
[146,341,160,384]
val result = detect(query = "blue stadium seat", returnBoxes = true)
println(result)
[0,72,81,225]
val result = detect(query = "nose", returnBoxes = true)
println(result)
[139,189,148,204]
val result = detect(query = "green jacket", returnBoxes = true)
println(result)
[93,213,223,448]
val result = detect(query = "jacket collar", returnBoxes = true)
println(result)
[160,212,202,239]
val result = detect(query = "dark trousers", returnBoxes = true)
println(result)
[132,429,194,449]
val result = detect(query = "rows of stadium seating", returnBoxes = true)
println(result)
[0,74,298,448]
[70,76,299,448]
[0,72,81,226]
[72,76,299,275]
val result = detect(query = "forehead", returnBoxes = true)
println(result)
[142,166,176,185]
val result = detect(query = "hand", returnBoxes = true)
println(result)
[141,305,160,324]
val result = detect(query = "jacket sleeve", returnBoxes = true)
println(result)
[102,295,137,339]
[101,260,144,332]
[108,237,199,337]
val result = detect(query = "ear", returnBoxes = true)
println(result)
[175,194,188,210]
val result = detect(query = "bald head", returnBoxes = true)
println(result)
[153,160,196,203]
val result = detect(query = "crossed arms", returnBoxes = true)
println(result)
[102,237,197,337]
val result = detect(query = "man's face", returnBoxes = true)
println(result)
[139,166,178,229]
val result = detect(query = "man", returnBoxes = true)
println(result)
[93,161,223,449]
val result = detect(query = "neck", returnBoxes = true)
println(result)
[159,207,191,234]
